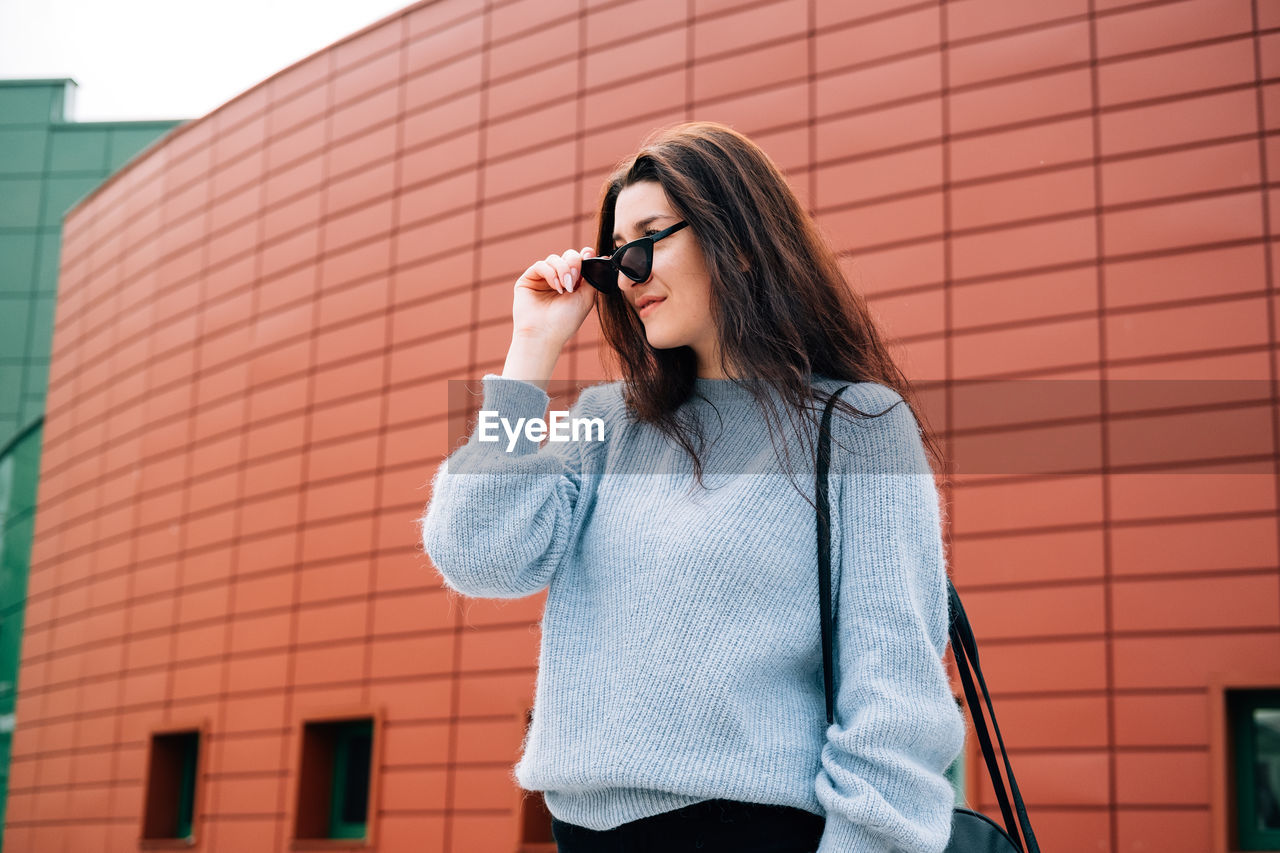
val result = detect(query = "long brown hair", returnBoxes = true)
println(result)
[591,121,946,506]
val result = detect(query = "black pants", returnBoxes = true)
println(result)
[550,798,826,853]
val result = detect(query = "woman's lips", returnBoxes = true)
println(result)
[639,298,666,318]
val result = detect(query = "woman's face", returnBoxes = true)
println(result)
[611,181,727,378]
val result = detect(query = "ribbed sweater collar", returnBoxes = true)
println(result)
[690,376,763,406]
[690,374,839,407]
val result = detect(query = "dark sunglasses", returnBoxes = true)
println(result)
[580,220,688,294]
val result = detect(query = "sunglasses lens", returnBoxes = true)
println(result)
[580,258,613,292]
[615,242,651,282]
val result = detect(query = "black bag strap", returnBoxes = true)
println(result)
[815,385,1040,853]
[948,584,1041,853]
[814,386,841,726]
[949,588,1024,848]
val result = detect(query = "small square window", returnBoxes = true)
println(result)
[1229,689,1280,851]
[293,716,376,843]
[141,729,201,844]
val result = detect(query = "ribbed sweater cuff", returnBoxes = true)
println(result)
[473,373,551,457]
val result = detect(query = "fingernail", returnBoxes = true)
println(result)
[562,273,572,291]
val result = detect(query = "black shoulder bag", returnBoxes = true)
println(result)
[815,385,1042,853]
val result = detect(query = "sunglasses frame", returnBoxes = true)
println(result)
[581,220,688,294]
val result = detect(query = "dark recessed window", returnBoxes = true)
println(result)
[1229,689,1280,851]
[142,729,200,843]
[294,717,375,841]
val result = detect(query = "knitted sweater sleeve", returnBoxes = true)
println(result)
[417,374,601,599]
[815,387,965,853]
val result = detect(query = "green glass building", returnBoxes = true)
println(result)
[0,78,184,846]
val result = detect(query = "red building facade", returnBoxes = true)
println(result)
[8,0,1280,851]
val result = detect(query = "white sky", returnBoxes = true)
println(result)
[0,0,415,121]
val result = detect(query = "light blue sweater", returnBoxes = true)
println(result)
[418,373,965,853]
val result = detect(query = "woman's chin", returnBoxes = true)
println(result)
[644,330,678,349]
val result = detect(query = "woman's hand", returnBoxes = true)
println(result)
[512,247,597,346]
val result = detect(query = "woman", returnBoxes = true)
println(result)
[419,121,964,853]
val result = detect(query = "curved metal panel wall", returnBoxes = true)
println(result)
[8,1,1278,851]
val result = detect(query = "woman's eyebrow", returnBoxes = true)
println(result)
[612,214,670,244]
